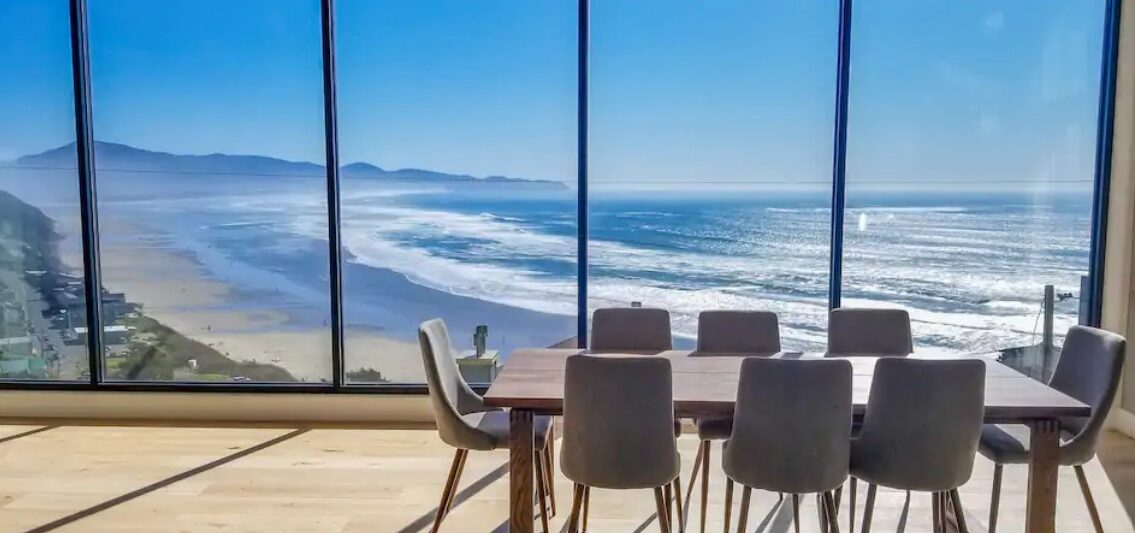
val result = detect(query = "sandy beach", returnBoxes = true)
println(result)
[94,224,427,383]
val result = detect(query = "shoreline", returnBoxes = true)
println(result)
[92,223,427,383]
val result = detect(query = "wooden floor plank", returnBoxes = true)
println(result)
[0,425,1127,532]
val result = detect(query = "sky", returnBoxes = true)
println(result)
[0,0,1109,190]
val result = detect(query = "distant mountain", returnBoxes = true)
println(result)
[15,142,568,191]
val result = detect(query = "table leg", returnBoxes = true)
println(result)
[1025,419,1060,533]
[510,409,535,533]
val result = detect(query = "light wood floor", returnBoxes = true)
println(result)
[0,423,1132,532]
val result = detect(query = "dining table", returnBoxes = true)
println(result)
[483,349,1090,533]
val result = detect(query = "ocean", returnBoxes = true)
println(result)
[1,168,1093,365]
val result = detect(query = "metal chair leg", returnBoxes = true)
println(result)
[738,486,753,533]
[723,478,734,533]
[1074,465,1105,533]
[655,486,673,533]
[430,449,468,533]
[988,464,1003,533]
[860,484,876,533]
[932,492,943,533]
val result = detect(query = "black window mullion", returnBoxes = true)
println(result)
[828,0,854,310]
[320,0,345,387]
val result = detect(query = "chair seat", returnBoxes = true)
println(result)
[696,417,732,440]
[463,410,553,451]
[978,424,1080,466]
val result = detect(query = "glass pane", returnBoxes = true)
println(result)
[89,0,332,383]
[589,0,837,351]
[844,0,1106,378]
[0,1,90,381]
[337,0,578,384]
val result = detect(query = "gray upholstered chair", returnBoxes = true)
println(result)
[590,307,673,352]
[419,319,556,533]
[851,358,986,533]
[827,308,913,357]
[687,310,781,533]
[980,325,1126,533]
[561,354,682,533]
[722,358,853,533]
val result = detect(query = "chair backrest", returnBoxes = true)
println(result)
[854,358,986,492]
[1049,325,1126,462]
[560,354,679,489]
[723,358,852,494]
[695,310,781,355]
[418,319,494,450]
[590,307,673,352]
[827,308,913,356]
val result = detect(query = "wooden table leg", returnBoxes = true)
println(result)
[1025,419,1060,533]
[510,409,535,533]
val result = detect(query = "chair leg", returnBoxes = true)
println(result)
[430,449,468,533]
[687,439,705,501]
[932,492,943,533]
[545,424,557,516]
[674,476,685,532]
[738,486,753,533]
[949,489,970,533]
[443,450,469,516]
[665,482,674,525]
[823,491,841,533]
[582,486,591,532]
[988,464,1003,533]
[723,478,733,533]
[1074,465,1105,533]
[849,478,857,532]
[701,441,711,533]
[655,486,673,533]
[534,452,550,533]
[568,484,585,533]
[788,493,800,533]
[860,484,876,533]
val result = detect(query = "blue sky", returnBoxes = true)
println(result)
[0,0,1108,190]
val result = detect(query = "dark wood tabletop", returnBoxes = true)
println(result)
[484,349,1090,422]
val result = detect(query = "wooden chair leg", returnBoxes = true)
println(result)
[817,494,829,533]
[700,441,711,533]
[949,489,970,533]
[687,440,705,501]
[534,452,550,533]
[932,492,943,533]
[824,491,841,533]
[674,476,685,532]
[665,482,674,525]
[738,486,753,533]
[1074,465,1105,533]
[849,478,857,533]
[860,484,876,533]
[723,478,734,533]
[443,450,469,516]
[582,485,591,532]
[988,464,1003,533]
[430,449,467,533]
[568,484,584,533]
[656,486,673,533]
[545,425,557,516]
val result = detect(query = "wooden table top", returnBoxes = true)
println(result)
[483,349,1090,422]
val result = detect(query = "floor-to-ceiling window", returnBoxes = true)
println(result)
[588,0,839,350]
[336,0,578,384]
[843,1,1106,372]
[0,1,90,381]
[88,0,333,383]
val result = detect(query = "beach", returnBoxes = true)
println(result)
[95,223,426,383]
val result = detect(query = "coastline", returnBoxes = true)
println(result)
[94,227,426,383]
